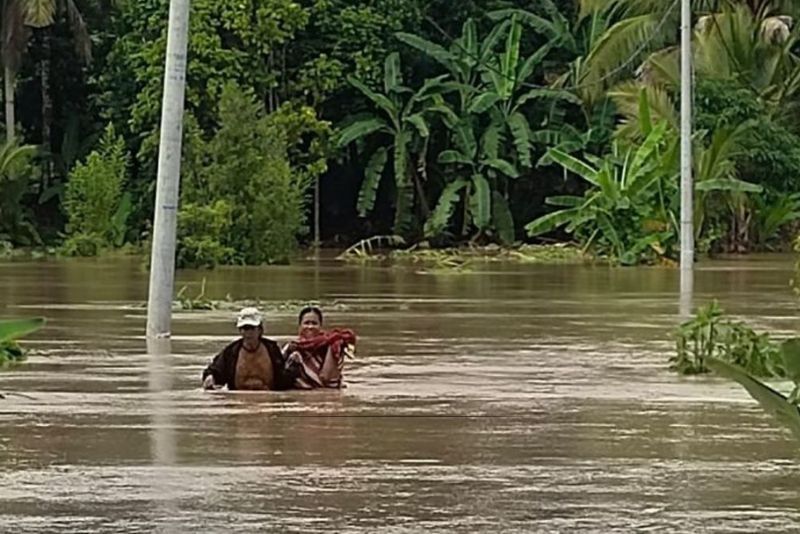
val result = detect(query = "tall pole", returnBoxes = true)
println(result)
[147,0,191,339]
[679,0,694,318]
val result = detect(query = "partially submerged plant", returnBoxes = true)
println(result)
[175,278,215,311]
[707,338,800,443]
[0,318,45,367]
[672,301,783,377]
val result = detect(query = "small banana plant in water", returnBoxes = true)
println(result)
[672,301,784,377]
[0,318,46,367]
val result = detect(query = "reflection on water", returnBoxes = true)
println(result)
[0,254,799,532]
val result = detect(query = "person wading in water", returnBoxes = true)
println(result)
[202,307,295,391]
[283,306,356,389]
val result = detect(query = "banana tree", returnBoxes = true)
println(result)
[425,119,519,243]
[337,53,452,235]
[525,121,678,264]
[396,18,512,114]
[465,15,580,171]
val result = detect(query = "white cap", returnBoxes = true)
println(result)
[236,307,263,328]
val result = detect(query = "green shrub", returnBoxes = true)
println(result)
[62,124,130,255]
[176,83,310,268]
[177,201,236,269]
[60,232,106,257]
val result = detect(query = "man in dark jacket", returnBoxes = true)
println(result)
[202,307,296,391]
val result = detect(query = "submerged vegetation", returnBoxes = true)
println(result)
[338,240,589,267]
[0,318,45,368]
[671,301,784,378]
[2,1,800,267]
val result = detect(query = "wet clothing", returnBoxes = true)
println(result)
[283,329,356,389]
[203,337,296,390]
[234,342,274,390]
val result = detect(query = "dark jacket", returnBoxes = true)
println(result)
[202,337,297,390]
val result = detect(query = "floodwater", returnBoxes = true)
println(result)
[1,254,799,533]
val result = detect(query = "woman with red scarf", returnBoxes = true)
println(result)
[283,306,356,389]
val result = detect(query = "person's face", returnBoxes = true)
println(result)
[239,325,262,349]
[299,312,321,338]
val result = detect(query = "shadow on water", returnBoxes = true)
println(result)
[0,254,799,532]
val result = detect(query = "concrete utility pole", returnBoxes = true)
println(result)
[679,0,694,318]
[146,0,191,338]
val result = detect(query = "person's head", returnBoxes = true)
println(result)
[298,306,323,338]
[236,307,263,349]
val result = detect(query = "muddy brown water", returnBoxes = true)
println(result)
[1,255,799,533]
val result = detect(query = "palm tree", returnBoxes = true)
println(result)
[1,0,90,146]
[576,0,797,102]
[609,3,797,133]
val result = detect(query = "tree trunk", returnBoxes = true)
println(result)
[40,28,53,182]
[314,174,320,248]
[4,66,14,144]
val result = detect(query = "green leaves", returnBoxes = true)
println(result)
[469,174,491,230]
[337,118,390,148]
[424,179,468,237]
[694,178,762,193]
[0,318,45,344]
[394,32,453,70]
[498,16,522,99]
[467,92,502,114]
[348,76,398,118]
[383,52,403,94]
[707,356,800,442]
[483,158,519,178]
[62,123,129,255]
[358,148,388,216]
[525,207,581,236]
[527,128,677,264]
[438,150,473,166]
[1,317,44,367]
[508,112,532,168]
[545,149,599,185]
[404,114,429,138]
[492,192,515,244]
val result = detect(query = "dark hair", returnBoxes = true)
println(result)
[298,306,323,325]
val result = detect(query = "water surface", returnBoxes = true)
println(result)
[1,255,799,532]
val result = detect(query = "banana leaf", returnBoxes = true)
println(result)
[780,338,800,382]
[0,318,46,343]
[707,355,800,441]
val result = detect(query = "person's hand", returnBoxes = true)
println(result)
[202,375,216,390]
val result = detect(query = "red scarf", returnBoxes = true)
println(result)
[290,329,357,357]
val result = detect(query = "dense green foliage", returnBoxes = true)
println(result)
[62,124,129,256]
[4,0,800,266]
[178,83,311,267]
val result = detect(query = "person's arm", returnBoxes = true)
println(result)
[202,344,232,389]
[318,346,342,387]
[271,340,300,390]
